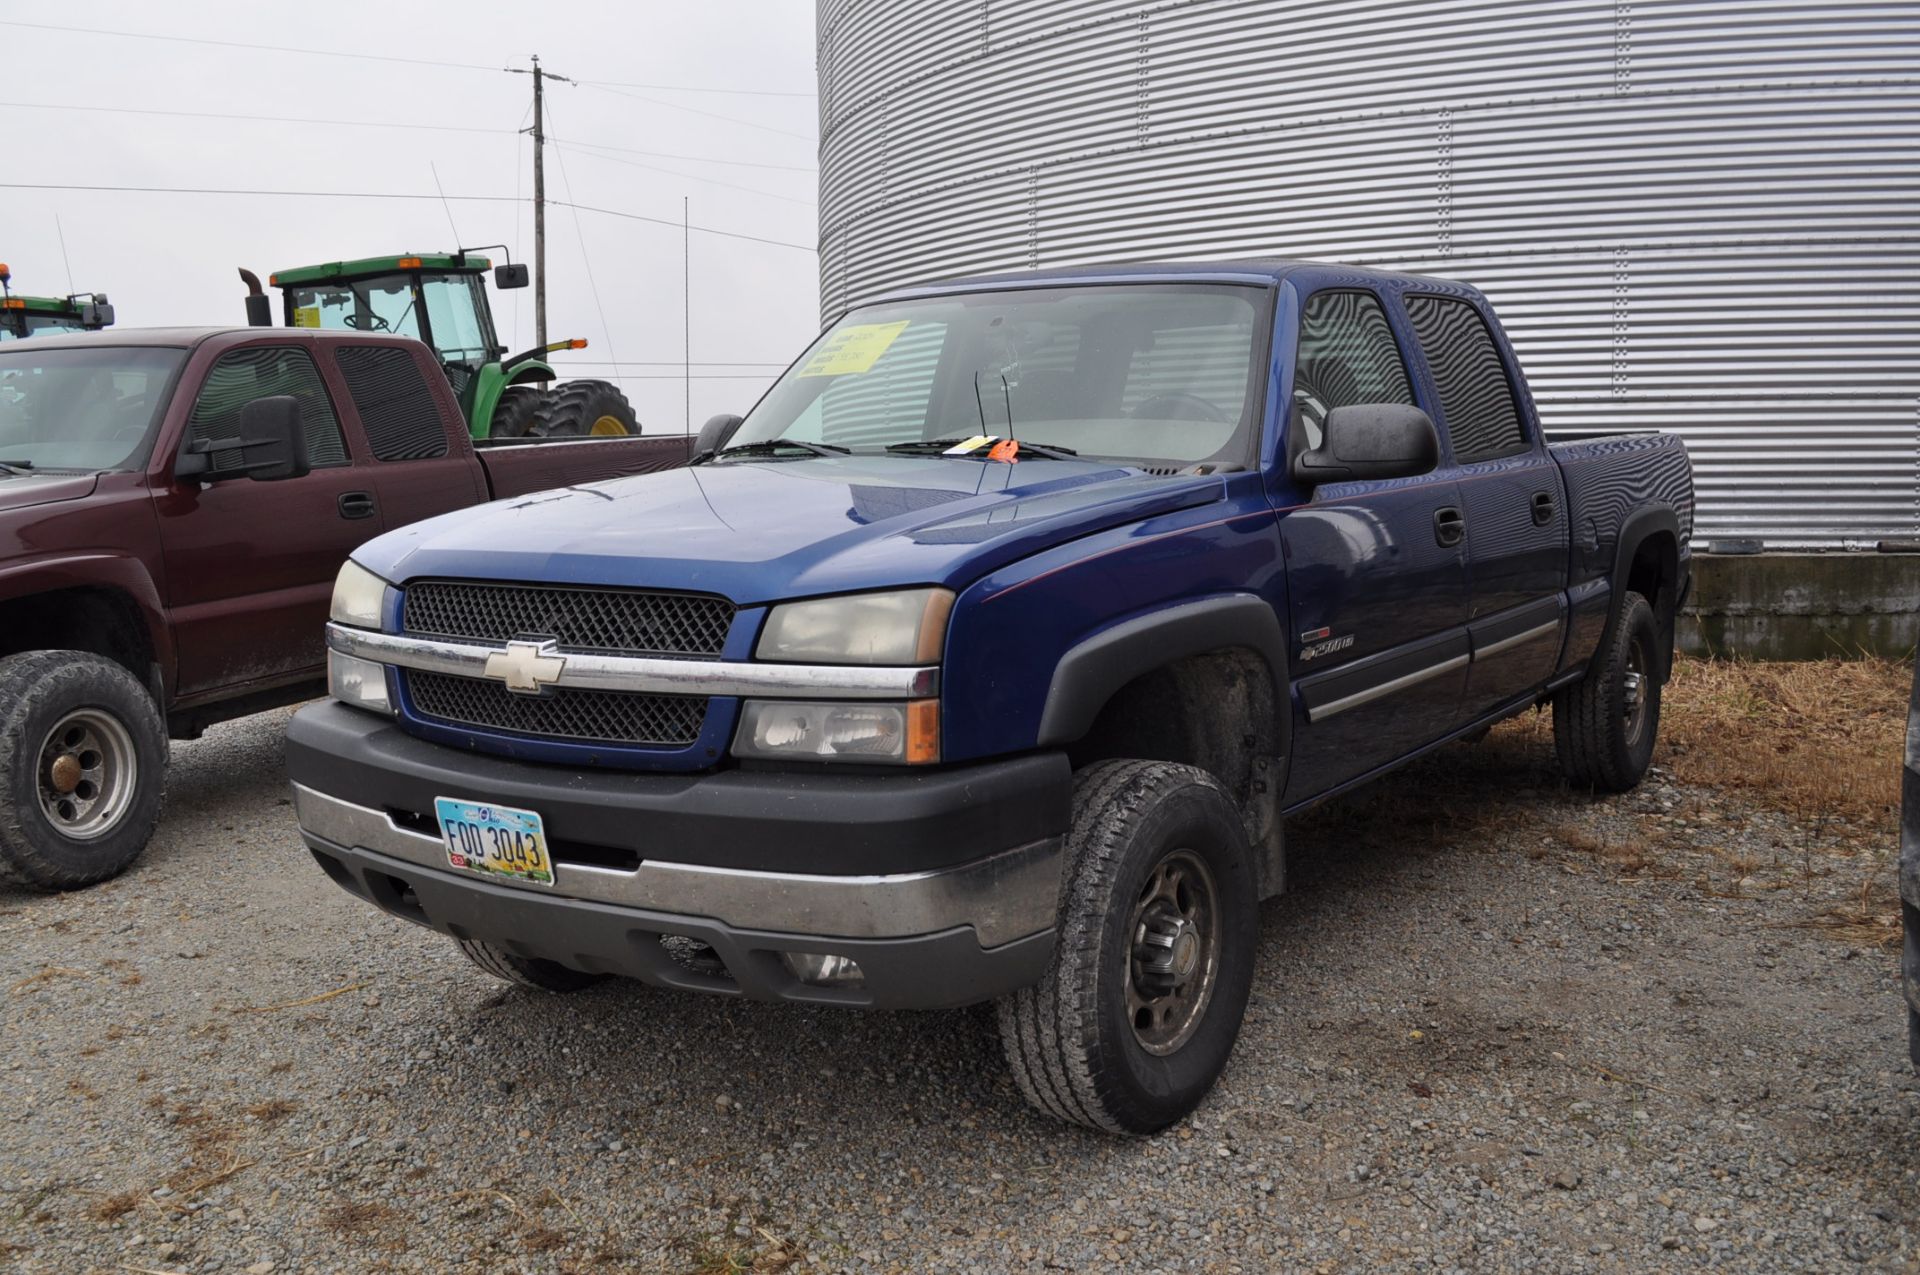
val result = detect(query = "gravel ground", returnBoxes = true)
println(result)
[2,702,1915,1274]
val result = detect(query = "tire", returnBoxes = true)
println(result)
[0,651,167,891]
[455,938,604,992]
[1554,589,1662,793]
[533,380,639,438]
[487,385,546,440]
[997,760,1259,1134]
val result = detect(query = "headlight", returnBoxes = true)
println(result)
[757,588,953,665]
[329,560,390,629]
[734,699,938,764]
[328,651,394,716]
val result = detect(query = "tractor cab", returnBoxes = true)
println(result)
[254,253,634,440]
[0,264,115,342]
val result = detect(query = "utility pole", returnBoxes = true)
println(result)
[509,54,573,350]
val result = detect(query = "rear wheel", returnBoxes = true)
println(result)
[997,760,1258,1134]
[0,651,168,891]
[535,380,638,438]
[1554,589,1662,792]
[455,938,605,992]
[487,385,546,440]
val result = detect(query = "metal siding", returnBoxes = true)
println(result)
[819,0,1920,546]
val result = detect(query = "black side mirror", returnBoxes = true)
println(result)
[176,395,310,482]
[80,298,115,329]
[1291,402,1439,486]
[693,413,742,462]
[494,263,530,290]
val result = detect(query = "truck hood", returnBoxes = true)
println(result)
[0,472,100,514]
[357,456,1224,604]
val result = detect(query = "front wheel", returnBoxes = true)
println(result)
[0,651,168,891]
[1554,589,1662,792]
[455,938,605,992]
[997,760,1258,1134]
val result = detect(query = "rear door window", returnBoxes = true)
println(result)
[186,346,347,473]
[334,346,450,461]
[1404,295,1528,463]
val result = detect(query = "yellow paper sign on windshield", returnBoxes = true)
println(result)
[797,320,909,377]
[292,306,322,329]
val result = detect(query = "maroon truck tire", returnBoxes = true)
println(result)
[0,650,168,891]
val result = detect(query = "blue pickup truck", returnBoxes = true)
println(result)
[287,260,1693,1133]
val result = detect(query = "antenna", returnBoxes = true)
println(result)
[54,213,75,295]
[430,163,463,246]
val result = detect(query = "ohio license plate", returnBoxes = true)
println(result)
[434,797,554,886]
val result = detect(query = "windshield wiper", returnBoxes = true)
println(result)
[885,437,1080,460]
[715,438,849,461]
[0,458,34,474]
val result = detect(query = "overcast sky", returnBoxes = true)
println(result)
[3,2,820,432]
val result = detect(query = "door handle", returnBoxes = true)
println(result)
[1531,491,1557,526]
[337,491,377,521]
[1433,505,1465,547]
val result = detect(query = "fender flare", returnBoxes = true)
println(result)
[0,552,175,699]
[1036,594,1290,756]
[1595,503,1681,679]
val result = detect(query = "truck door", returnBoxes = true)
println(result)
[1402,294,1567,718]
[1278,288,1470,802]
[154,342,386,699]
[328,344,486,527]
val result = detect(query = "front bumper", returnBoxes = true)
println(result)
[286,702,1071,1009]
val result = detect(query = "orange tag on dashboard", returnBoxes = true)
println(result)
[987,438,1020,463]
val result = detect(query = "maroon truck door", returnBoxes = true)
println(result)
[153,342,387,701]
[327,343,487,529]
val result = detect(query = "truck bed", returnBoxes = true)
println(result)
[475,435,693,500]
[1549,430,1695,586]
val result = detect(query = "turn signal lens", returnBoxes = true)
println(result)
[396,257,422,269]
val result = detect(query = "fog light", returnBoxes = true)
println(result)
[328,651,394,716]
[780,951,865,988]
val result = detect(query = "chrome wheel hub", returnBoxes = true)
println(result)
[1125,850,1221,1056]
[36,710,137,841]
[1622,640,1650,746]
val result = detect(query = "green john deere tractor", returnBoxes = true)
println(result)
[0,263,116,341]
[240,251,637,441]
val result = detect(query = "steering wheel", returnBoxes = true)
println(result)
[343,313,391,332]
[1131,391,1227,423]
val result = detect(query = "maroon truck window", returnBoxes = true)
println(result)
[187,347,348,473]
[334,346,451,462]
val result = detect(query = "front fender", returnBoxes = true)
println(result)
[0,551,175,699]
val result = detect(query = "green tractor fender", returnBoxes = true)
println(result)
[470,357,557,440]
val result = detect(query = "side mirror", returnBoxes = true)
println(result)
[693,412,742,461]
[176,395,310,482]
[80,298,115,329]
[494,263,530,290]
[1291,403,1439,486]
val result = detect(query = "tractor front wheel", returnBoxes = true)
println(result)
[536,380,639,438]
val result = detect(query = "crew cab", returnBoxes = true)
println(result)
[286,262,1694,1133]
[0,327,686,891]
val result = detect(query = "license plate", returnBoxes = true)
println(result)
[434,797,554,886]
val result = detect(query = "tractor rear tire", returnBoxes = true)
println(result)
[488,386,547,440]
[535,380,638,438]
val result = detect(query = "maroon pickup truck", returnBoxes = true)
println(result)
[0,326,688,890]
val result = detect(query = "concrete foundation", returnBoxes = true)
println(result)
[1679,553,1920,660]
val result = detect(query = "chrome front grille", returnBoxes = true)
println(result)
[406,671,706,747]
[402,581,733,656]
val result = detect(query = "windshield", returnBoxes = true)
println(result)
[0,346,185,471]
[287,271,494,366]
[0,313,87,342]
[730,284,1269,469]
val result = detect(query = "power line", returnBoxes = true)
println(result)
[579,82,815,142]
[553,136,815,173]
[2,20,815,98]
[555,141,815,208]
[0,99,514,138]
[0,182,816,252]
[557,360,791,367]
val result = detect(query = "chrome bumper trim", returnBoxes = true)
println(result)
[292,783,1060,947]
[325,623,939,700]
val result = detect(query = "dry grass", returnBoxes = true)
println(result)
[245,1098,297,1123]
[1656,654,1908,833]
[1780,877,1903,951]
[323,1200,399,1234]
[89,1189,142,1222]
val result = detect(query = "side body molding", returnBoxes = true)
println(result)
[1037,594,1289,752]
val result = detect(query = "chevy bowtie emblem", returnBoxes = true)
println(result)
[484,638,566,695]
